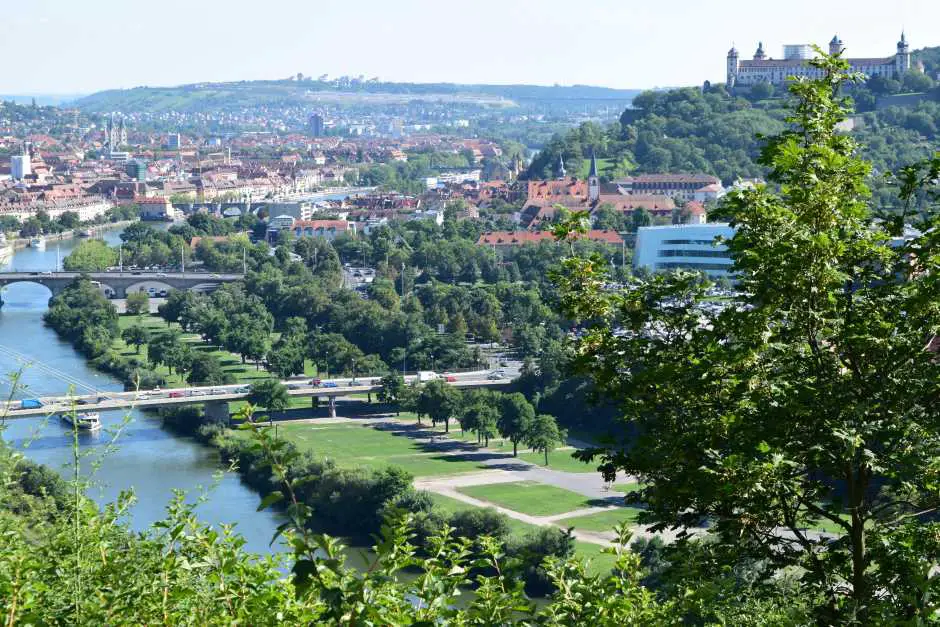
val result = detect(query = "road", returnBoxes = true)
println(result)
[1,370,514,418]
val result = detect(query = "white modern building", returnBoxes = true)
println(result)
[11,155,30,181]
[634,223,736,278]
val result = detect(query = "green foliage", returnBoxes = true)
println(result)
[555,53,940,622]
[44,279,119,357]
[524,413,566,465]
[62,239,118,271]
[125,290,149,316]
[120,323,150,354]
[248,379,289,412]
[187,351,234,386]
[498,392,536,456]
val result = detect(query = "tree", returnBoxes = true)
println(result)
[121,324,150,354]
[187,352,233,386]
[555,53,940,621]
[265,341,305,379]
[420,379,461,433]
[248,379,290,413]
[497,392,535,456]
[748,81,774,101]
[630,207,652,232]
[461,390,500,446]
[377,373,406,415]
[126,291,149,316]
[63,240,118,271]
[523,414,566,465]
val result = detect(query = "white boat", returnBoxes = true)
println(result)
[61,412,101,431]
[79,229,93,238]
[29,236,46,250]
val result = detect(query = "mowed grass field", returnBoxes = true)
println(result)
[428,493,619,576]
[264,422,491,477]
[560,507,644,533]
[456,481,603,517]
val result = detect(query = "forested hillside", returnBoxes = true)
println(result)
[527,47,940,210]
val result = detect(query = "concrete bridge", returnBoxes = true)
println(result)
[0,271,243,302]
[2,371,511,421]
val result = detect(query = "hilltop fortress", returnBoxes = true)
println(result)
[726,33,912,89]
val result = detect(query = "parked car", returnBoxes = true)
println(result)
[322,381,338,388]
[158,290,168,297]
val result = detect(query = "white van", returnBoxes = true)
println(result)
[417,371,438,382]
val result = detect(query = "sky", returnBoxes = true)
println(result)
[2,0,938,95]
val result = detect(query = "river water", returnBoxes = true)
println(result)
[0,227,285,554]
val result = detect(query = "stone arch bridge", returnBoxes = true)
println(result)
[0,271,243,303]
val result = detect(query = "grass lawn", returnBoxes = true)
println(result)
[611,482,644,495]
[456,481,600,518]
[573,542,620,577]
[260,422,490,477]
[429,493,617,576]
[517,449,596,473]
[560,507,643,533]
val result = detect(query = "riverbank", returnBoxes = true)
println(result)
[10,219,137,251]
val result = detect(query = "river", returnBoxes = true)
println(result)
[0,226,286,554]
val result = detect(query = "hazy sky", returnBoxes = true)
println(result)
[2,0,937,94]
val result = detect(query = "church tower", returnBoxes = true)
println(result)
[118,117,127,146]
[896,31,911,75]
[726,46,739,89]
[556,154,566,179]
[753,42,766,61]
[829,35,843,56]
[588,150,600,203]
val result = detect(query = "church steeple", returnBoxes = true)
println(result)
[556,154,566,178]
[588,149,600,202]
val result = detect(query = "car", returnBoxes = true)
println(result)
[77,398,92,405]
[158,290,168,297]
[322,381,338,388]
[157,273,168,278]
[210,388,227,395]
[40,271,53,276]
[210,273,221,278]
[136,393,150,400]
[445,375,458,383]
[190,390,206,397]
[234,386,250,394]
[349,379,364,386]
[287,383,305,390]
[168,391,185,398]
[487,372,504,380]
[97,396,111,403]
[309,378,322,387]
[131,271,142,275]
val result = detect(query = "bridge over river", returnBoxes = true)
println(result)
[2,371,511,421]
[0,271,243,301]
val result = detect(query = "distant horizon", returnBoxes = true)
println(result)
[1,0,937,94]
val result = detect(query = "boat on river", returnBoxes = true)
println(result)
[61,412,101,431]
[29,236,46,250]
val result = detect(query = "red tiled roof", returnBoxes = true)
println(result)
[476,229,622,247]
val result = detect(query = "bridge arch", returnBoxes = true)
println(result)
[126,280,175,297]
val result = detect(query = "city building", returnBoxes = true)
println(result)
[125,160,146,182]
[615,174,722,202]
[633,223,735,278]
[10,154,30,181]
[308,113,325,137]
[137,196,178,221]
[291,219,356,241]
[727,33,912,89]
[167,133,181,149]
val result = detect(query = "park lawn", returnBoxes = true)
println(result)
[573,542,620,577]
[560,507,643,533]
[456,481,598,518]
[260,422,489,477]
[611,482,644,495]
[115,313,274,387]
[517,448,595,473]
